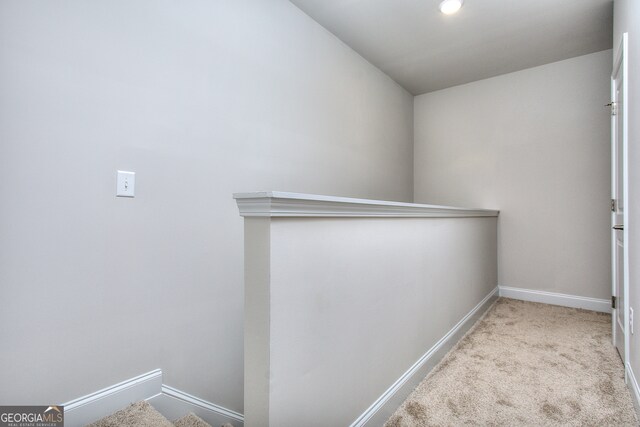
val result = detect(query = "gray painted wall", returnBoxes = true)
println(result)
[265,216,497,425]
[614,0,640,397]
[0,0,413,409]
[414,50,612,300]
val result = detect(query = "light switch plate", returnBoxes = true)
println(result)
[116,170,135,197]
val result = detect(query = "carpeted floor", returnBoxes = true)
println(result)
[386,298,639,426]
[85,401,226,427]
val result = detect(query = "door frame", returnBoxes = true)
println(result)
[611,32,629,376]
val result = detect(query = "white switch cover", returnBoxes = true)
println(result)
[116,171,135,197]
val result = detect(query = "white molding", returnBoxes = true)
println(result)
[148,385,244,426]
[63,369,163,427]
[62,370,244,427]
[499,286,611,313]
[350,286,499,427]
[234,191,499,218]
[627,363,640,418]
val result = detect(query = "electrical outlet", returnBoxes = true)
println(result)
[630,307,634,335]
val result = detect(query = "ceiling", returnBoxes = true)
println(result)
[289,0,613,95]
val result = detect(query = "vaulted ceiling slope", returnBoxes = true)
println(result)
[289,0,613,94]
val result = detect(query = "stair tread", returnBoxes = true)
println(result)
[173,413,213,427]
[85,401,217,427]
[85,401,174,427]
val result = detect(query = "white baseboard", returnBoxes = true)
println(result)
[62,370,243,427]
[499,286,611,313]
[627,363,640,419]
[349,286,499,427]
[148,385,243,427]
[63,369,163,427]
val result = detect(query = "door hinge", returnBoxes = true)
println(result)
[607,102,618,116]
[611,199,617,212]
[612,295,617,309]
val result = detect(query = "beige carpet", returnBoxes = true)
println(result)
[174,413,215,427]
[386,298,639,426]
[86,401,219,427]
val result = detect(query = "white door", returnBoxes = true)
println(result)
[611,34,628,364]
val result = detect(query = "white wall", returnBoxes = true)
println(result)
[414,50,612,300]
[0,0,413,410]
[614,0,640,404]
[246,215,497,426]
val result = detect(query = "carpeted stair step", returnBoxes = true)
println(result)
[173,412,213,427]
[86,401,174,427]
[85,400,220,427]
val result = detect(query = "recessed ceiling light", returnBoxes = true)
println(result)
[439,0,463,15]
